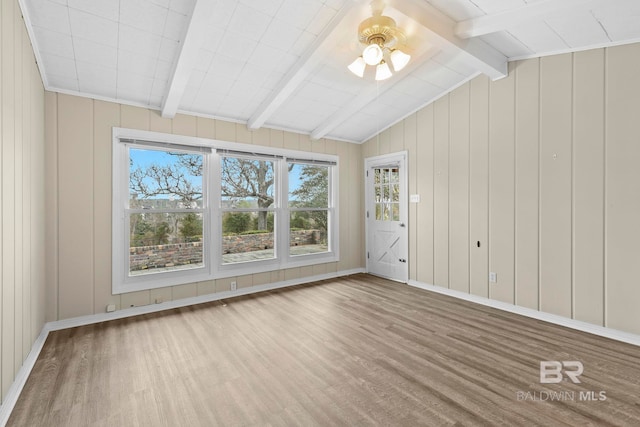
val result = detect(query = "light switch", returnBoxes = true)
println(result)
[410,194,420,203]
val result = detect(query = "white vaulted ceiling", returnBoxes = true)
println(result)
[20,0,640,143]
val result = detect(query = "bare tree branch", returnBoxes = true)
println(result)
[129,153,203,202]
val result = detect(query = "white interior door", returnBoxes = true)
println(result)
[365,153,408,282]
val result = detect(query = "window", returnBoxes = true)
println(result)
[288,162,331,256]
[113,137,212,293]
[113,129,338,293]
[128,147,206,275]
[220,154,277,265]
[373,167,400,221]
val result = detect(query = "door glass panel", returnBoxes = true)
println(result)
[373,166,400,222]
[392,204,399,221]
[390,168,399,183]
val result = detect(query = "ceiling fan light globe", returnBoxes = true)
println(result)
[348,57,366,77]
[375,61,392,81]
[362,44,383,66]
[390,49,411,71]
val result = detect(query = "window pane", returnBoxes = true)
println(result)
[290,211,328,256]
[392,203,399,221]
[222,211,276,264]
[221,157,275,209]
[129,148,203,209]
[288,163,329,208]
[390,167,399,183]
[129,212,203,275]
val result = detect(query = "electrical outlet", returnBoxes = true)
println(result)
[231,281,237,291]
[106,304,116,313]
[489,272,497,283]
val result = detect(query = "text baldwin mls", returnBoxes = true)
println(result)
[516,361,607,402]
[517,390,607,402]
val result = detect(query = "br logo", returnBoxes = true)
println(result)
[540,361,584,384]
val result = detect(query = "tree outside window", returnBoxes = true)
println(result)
[128,148,204,275]
[220,156,278,264]
[113,129,339,293]
[289,163,330,256]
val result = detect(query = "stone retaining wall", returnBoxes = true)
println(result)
[222,230,325,253]
[130,230,325,270]
[130,241,203,271]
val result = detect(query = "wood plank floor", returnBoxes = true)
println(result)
[8,274,640,426]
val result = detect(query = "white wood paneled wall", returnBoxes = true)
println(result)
[364,43,640,335]
[0,0,46,401]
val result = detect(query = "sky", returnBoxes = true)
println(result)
[129,147,305,201]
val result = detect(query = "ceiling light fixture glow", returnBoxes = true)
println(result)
[362,44,383,66]
[375,61,392,81]
[347,1,411,80]
[348,57,366,78]
[390,49,411,71]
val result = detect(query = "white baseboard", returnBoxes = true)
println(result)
[47,268,364,331]
[0,327,50,427]
[0,268,364,426]
[407,279,640,348]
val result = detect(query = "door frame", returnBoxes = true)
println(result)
[364,151,409,282]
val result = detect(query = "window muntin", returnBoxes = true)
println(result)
[127,147,206,276]
[288,163,330,256]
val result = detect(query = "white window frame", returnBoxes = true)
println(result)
[284,159,337,267]
[216,150,282,274]
[112,130,213,294]
[112,128,339,294]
